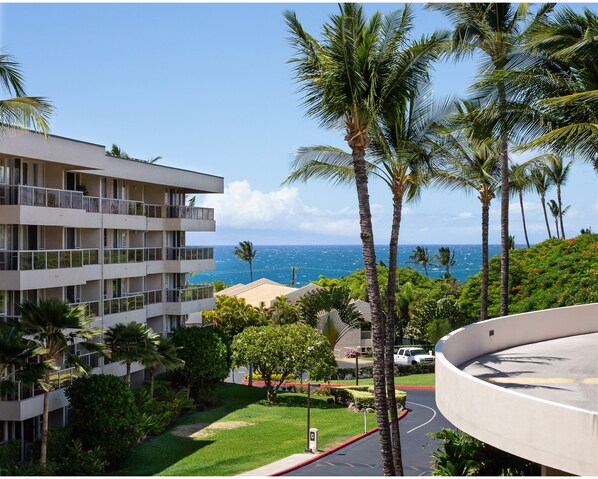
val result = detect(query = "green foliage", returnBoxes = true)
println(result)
[171,326,229,406]
[58,439,108,476]
[267,296,302,325]
[243,372,295,382]
[66,374,139,468]
[0,440,20,475]
[211,280,230,292]
[331,386,407,409]
[431,428,540,476]
[231,323,336,402]
[135,385,195,440]
[459,235,598,320]
[202,295,268,346]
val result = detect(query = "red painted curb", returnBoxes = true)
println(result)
[268,408,409,477]
[239,381,435,391]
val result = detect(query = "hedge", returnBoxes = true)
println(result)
[243,373,295,382]
[330,386,407,409]
[330,362,434,380]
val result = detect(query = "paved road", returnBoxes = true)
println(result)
[285,388,455,476]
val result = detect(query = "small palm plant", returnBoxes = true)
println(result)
[141,335,184,397]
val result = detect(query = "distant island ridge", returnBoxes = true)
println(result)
[190,244,509,287]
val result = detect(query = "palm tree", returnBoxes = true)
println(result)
[540,154,572,239]
[18,299,101,465]
[521,8,598,168]
[430,3,554,316]
[433,247,456,278]
[409,246,432,277]
[509,162,533,248]
[547,199,570,239]
[298,286,366,350]
[284,83,448,464]
[105,322,159,386]
[233,241,257,282]
[140,335,184,397]
[0,51,53,134]
[395,282,415,344]
[529,166,554,239]
[107,144,130,158]
[433,121,500,321]
[285,4,437,472]
[0,323,46,398]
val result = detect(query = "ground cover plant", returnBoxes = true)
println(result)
[114,383,369,476]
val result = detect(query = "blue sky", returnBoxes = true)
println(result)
[2,3,596,246]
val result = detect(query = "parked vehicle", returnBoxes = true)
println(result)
[394,347,435,366]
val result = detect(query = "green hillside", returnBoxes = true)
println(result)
[459,233,598,320]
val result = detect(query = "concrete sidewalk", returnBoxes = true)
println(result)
[237,453,316,476]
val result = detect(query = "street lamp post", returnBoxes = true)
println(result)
[305,382,320,453]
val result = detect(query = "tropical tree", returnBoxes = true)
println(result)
[284,82,447,465]
[298,286,366,350]
[547,199,570,238]
[539,154,572,239]
[105,322,160,386]
[0,323,46,397]
[107,144,130,158]
[285,4,442,471]
[521,8,598,168]
[233,240,257,282]
[433,119,500,322]
[509,162,534,248]
[0,51,52,134]
[409,246,432,277]
[395,282,415,344]
[140,335,184,397]
[18,299,101,466]
[433,247,457,278]
[430,3,555,317]
[529,165,553,239]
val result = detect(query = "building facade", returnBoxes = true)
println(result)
[0,131,222,451]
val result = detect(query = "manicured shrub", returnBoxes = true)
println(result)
[395,362,435,375]
[330,386,406,410]
[243,372,296,382]
[172,326,229,407]
[66,374,139,468]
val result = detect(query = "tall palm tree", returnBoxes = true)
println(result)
[284,83,448,464]
[233,241,257,282]
[285,4,439,472]
[547,199,570,239]
[18,299,101,465]
[0,52,52,134]
[433,247,457,278]
[540,154,572,239]
[509,162,533,248]
[530,166,554,239]
[409,246,432,277]
[105,322,159,386]
[521,8,598,168]
[434,124,500,322]
[140,335,184,397]
[430,3,554,316]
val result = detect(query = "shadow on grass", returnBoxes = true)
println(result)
[112,383,266,475]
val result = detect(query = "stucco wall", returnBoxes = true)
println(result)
[436,303,598,476]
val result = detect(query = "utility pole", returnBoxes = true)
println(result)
[291,266,298,287]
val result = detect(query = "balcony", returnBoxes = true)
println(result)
[166,205,214,220]
[166,246,213,261]
[102,293,145,328]
[151,205,215,232]
[144,203,162,218]
[101,198,144,216]
[0,184,100,212]
[164,285,215,315]
[68,300,100,317]
[0,248,99,271]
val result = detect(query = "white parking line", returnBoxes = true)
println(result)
[406,401,437,434]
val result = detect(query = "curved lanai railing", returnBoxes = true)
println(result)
[435,302,598,476]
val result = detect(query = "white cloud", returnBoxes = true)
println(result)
[455,211,474,220]
[198,180,384,237]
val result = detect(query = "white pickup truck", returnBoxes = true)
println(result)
[394,347,435,366]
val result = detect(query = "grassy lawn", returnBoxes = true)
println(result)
[329,373,435,387]
[114,383,370,476]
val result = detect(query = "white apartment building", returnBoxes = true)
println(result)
[0,131,223,451]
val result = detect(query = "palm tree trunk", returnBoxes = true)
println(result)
[150,369,156,398]
[423,263,428,277]
[249,260,253,282]
[351,143,395,476]
[499,128,510,317]
[481,200,490,321]
[557,185,566,239]
[519,191,530,248]
[541,195,552,239]
[40,387,49,465]
[126,362,132,386]
[555,217,560,239]
[385,189,404,474]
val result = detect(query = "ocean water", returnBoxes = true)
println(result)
[189,244,504,287]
